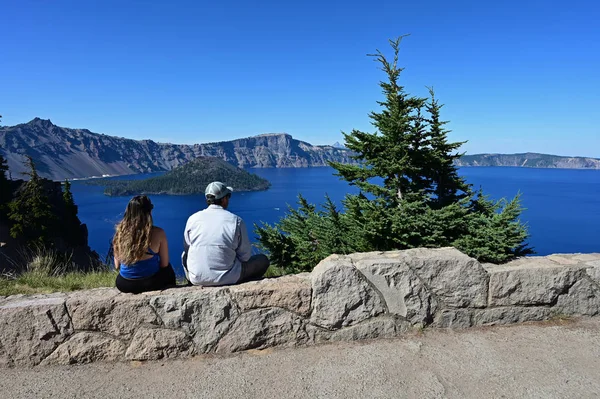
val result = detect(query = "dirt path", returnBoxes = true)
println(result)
[2,318,600,399]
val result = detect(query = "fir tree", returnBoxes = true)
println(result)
[8,156,56,245]
[424,87,470,207]
[257,37,533,272]
[0,145,11,219]
[62,179,82,246]
[330,36,428,204]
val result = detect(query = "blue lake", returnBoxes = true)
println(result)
[71,167,600,275]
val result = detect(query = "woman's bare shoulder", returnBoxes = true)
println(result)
[152,226,167,239]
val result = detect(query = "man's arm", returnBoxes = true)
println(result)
[236,218,252,263]
[182,221,191,271]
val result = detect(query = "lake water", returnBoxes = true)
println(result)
[70,167,600,275]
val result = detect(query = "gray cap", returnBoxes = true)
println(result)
[205,181,233,199]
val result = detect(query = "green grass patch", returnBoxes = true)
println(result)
[0,270,117,296]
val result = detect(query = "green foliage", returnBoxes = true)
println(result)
[257,37,533,273]
[8,156,56,245]
[61,179,84,246]
[454,191,532,263]
[88,157,270,196]
[0,244,115,296]
[0,145,11,219]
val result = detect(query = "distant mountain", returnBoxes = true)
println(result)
[93,157,270,196]
[332,141,346,149]
[455,153,600,169]
[0,119,357,180]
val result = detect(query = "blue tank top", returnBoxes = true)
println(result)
[119,248,160,279]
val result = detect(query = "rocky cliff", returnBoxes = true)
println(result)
[1,248,599,367]
[455,153,600,169]
[0,119,356,180]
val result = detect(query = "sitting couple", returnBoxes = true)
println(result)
[114,181,270,294]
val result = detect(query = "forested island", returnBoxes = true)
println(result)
[90,157,270,196]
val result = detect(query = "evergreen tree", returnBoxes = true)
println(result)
[330,36,429,205]
[257,37,533,273]
[8,156,56,245]
[424,87,470,207]
[62,179,82,246]
[0,145,11,219]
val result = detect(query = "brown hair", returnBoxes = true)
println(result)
[112,195,154,265]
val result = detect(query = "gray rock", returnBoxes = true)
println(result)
[390,248,488,308]
[0,296,73,367]
[586,265,600,285]
[487,261,585,306]
[229,275,312,316]
[67,289,159,337]
[310,255,386,329]
[313,316,408,343]
[555,278,600,316]
[216,308,308,353]
[149,288,240,353]
[473,307,553,326]
[125,328,195,361]
[433,306,553,328]
[432,308,474,328]
[41,332,126,365]
[352,257,438,325]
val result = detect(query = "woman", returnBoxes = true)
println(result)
[113,195,176,294]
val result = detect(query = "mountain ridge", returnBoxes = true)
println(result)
[0,118,356,180]
[455,153,600,169]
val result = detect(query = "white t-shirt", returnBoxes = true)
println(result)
[182,204,252,285]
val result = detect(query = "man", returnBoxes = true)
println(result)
[182,181,270,286]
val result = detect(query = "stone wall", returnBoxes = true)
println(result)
[1,248,599,367]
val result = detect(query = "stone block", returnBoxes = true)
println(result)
[149,288,239,353]
[0,295,73,367]
[384,248,489,308]
[312,316,408,343]
[216,308,308,353]
[67,289,159,337]
[229,274,312,316]
[125,328,194,361]
[555,278,600,316]
[487,262,586,306]
[310,255,385,329]
[41,332,126,365]
[352,257,438,325]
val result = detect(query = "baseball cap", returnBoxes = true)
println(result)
[205,181,233,199]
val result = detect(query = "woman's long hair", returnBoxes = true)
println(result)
[112,195,154,265]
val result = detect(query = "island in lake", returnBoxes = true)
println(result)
[91,157,270,196]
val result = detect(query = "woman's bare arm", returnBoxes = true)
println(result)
[113,255,120,271]
[157,228,170,268]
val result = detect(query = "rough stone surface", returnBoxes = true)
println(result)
[486,261,585,306]
[67,288,159,337]
[352,257,438,325]
[434,307,554,328]
[216,308,308,353]
[229,275,312,316]
[555,278,600,316]
[2,249,600,368]
[125,328,194,361]
[149,288,239,353]
[586,265,600,285]
[0,296,72,367]
[41,332,126,365]
[313,316,408,343]
[310,255,386,329]
[391,247,489,308]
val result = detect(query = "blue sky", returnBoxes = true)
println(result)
[1,0,599,156]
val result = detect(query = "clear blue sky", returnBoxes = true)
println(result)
[1,0,599,156]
